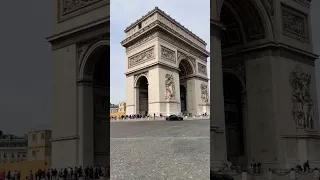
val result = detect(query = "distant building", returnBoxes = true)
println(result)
[110,102,126,119]
[0,134,28,164]
[0,129,52,179]
[27,129,52,162]
[110,103,119,113]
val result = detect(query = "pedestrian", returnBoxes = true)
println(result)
[0,170,4,180]
[28,170,33,180]
[17,171,20,180]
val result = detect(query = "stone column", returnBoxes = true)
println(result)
[77,81,94,167]
[211,20,227,167]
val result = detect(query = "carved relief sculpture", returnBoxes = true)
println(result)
[59,0,108,21]
[201,83,209,103]
[198,63,207,75]
[62,0,102,14]
[126,32,158,52]
[165,74,176,100]
[290,64,314,130]
[128,46,155,68]
[281,4,308,42]
[161,46,176,64]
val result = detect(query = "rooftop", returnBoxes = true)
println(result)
[124,7,207,46]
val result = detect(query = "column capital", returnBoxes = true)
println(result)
[211,20,226,40]
[211,20,225,31]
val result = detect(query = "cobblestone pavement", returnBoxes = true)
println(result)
[110,119,210,180]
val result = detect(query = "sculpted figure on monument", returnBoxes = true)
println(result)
[290,64,314,129]
[201,83,208,103]
[165,74,176,100]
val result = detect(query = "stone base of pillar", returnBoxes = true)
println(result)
[165,100,180,116]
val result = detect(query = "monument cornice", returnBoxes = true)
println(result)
[124,7,206,46]
[121,21,209,59]
[211,19,226,31]
[47,16,109,44]
[125,61,209,81]
[223,42,318,65]
[125,61,180,76]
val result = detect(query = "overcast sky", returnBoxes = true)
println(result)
[0,1,319,135]
[110,0,210,104]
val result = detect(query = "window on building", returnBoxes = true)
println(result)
[41,133,44,140]
[138,23,142,29]
[11,153,14,158]
[3,153,6,158]
[22,153,26,157]
[32,134,36,141]
[32,150,36,157]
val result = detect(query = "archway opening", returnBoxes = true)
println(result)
[83,43,109,167]
[136,76,149,116]
[219,0,267,167]
[223,72,245,167]
[178,59,193,115]
[180,85,187,113]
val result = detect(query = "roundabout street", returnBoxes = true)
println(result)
[110,119,210,179]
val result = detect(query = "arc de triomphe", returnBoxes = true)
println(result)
[122,7,210,117]
[47,0,110,168]
[212,0,320,169]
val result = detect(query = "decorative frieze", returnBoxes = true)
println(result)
[198,63,207,76]
[161,46,176,64]
[201,83,209,103]
[157,25,208,61]
[126,31,158,52]
[281,3,309,42]
[165,74,176,100]
[290,64,314,130]
[58,0,108,21]
[128,46,155,69]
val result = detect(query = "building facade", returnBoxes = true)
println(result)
[0,135,28,164]
[27,130,52,162]
[211,0,320,171]
[110,103,119,114]
[122,7,210,117]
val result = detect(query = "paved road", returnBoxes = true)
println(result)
[110,119,210,180]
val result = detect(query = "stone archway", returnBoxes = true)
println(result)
[135,76,149,115]
[78,40,110,167]
[122,7,210,117]
[223,72,246,167]
[180,85,187,113]
[178,59,194,115]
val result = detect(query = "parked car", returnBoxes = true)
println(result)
[166,115,183,121]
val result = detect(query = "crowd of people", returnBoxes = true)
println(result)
[0,166,110,180]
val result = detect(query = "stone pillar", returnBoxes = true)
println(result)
[77,81,94,167]
[211,20,227,167]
